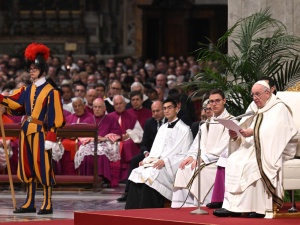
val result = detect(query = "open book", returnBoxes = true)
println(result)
[143,157,159,168]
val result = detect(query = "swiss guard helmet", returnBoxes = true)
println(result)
[24,43,50,78]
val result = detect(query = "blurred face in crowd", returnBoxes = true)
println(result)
[72,98,85,116]
[204,103,213,119]
[156,74,167,88]
[252,84,271,109]
[95,86,105,98]
[86,89,98,106]
[93,98,106,117]
[163,101,177,122]
[175,66,184,76]
[151,101,164,121]
[115,67,123,77]
[74,85,86,98]
[120,73,127,82]
[62,86,73,102]
[148,90,158,101]
[107,58,115,69]
[87,75,97,85]
[110,81,122,96]
[155,87,164,101]
[113,95,126,114]
[131,94,143,110]
[209,93,226,117]
[48,66,56,77]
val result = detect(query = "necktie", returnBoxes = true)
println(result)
[157,120,162,131]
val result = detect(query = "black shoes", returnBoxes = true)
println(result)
[13,207,53,215]
[213,208,241,217]
[117,192,128,202]
[206,202,223,209]
[13,207,36,213]
[37,208,53,215]
[248,212,265,218]
[213,208,265,218]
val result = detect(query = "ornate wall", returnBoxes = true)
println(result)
[0,0,227,59]
[228,0,300,54]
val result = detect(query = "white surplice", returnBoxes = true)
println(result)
[128,119,193,200]
[223,94,298,215]
[172,109,232,207]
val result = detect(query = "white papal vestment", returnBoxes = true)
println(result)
[223,94,298,215]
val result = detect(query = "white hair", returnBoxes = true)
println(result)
[72,97,85,104]
[113,94,125,103]
[131,82,144,92]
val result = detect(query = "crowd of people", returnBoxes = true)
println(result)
[0,44,298,219]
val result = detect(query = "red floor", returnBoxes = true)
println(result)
[74,206,300,225]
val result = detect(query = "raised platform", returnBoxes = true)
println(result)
[74,206,300,225]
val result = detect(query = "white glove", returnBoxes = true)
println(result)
[0,147,7,169]
[52,142,64,161]
[45,140,55,151]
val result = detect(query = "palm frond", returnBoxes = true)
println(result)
[183,8,300,115]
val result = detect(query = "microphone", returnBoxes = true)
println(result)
[230,111,255,120]
[213,111,254,122]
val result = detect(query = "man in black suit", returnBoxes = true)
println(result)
[117,100,165,202]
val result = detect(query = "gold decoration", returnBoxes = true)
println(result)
[287,81,300,92]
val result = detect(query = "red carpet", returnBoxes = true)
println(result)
[0,219,73,225]
[74,207,300,225]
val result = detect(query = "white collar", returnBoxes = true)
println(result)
[34,77,46,87]
[167,117,178,125]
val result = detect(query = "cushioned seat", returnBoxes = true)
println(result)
[283,159,300,189]
[273,91,300,218]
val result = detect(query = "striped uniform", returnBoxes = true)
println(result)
[0,79,65,210]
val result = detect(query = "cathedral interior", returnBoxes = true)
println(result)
[0,0,227,60]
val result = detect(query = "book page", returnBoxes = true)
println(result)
[217,119,242,137]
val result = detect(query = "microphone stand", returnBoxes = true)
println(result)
[190,122,208,215]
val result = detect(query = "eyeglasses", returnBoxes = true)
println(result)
[251,90,267,98]
[28,67,39,72]
[163,105,175,111]
[204,107,212,111]
[111,87,121,90]
[75,89,85,93]
[209,99,222,104]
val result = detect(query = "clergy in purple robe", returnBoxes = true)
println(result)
[75,98,122,185]
[127,91,152,129]
[60,97,94,175]
[109,95,143,187]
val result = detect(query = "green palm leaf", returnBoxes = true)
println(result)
[184,8,300,115]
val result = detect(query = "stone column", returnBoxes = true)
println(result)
[228,0,300,54]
